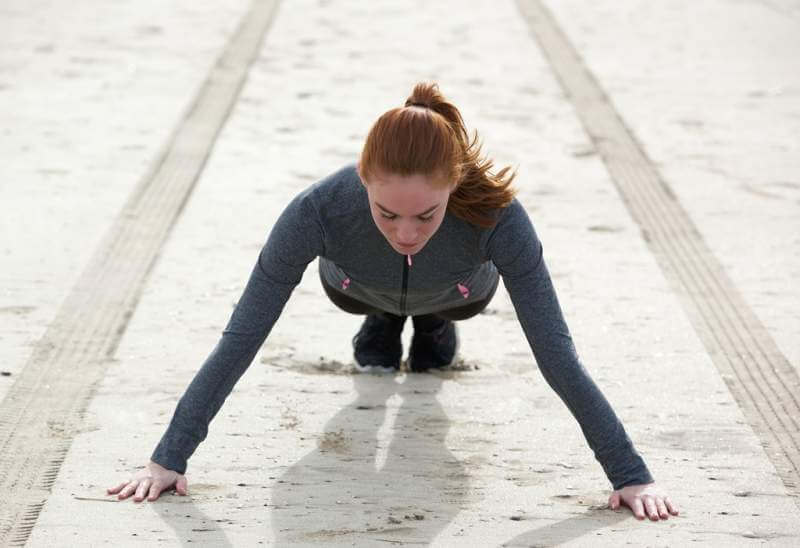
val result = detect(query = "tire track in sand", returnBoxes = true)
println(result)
[516,0,800,510]
[0,1,280,544]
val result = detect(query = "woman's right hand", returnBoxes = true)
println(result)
[107,460,188,502]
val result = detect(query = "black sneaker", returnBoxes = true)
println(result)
[352,313,406,373]
[408,316,458,372]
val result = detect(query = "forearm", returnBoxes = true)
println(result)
[150,252,297,473]
[506,269,653,490]
[150,330,266,474]
[535,345,654,490]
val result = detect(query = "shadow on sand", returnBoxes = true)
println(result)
[270,372,470,545]
[500,506,629,546]
[151,493,233,547]
[150,371,626,546]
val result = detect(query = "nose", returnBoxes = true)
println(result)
[395,220,418,244]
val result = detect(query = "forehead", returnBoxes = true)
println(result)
[366,172,450,209]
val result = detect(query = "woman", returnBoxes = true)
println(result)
[108,82,678,521]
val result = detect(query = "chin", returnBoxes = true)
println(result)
[393,242,424,255]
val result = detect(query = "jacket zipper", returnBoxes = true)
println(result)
[400,256,409,315]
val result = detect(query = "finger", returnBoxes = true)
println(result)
[630,496,646,520]
[147,481,163,502]
[643,495,660,521]
[118,480,139,500]
[175,475,188,496]
[608,492,620,510]
[133,478,152,502]
[664,497,679,516]
[656,497,669,520]
[107,481,129,495]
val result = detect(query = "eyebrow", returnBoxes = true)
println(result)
[375,202,439,217]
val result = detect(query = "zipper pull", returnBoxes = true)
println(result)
[457,283,470,299]
[407,254,412,267]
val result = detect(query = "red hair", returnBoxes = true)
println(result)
[360,82,516,227]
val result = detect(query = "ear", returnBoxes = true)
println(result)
[355,161,367,187]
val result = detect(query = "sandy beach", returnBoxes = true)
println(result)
[1,0,798,545]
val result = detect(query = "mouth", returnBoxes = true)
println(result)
[396,242,418,250]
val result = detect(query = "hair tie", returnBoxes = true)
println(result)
[407,101,429,109]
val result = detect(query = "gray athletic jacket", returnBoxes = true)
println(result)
[151,163,654,490]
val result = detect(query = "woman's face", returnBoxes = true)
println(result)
[359,167,454,257]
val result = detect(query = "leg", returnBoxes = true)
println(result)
[319,270,406,373]
[407,314,458,372]
[408,275,499,371]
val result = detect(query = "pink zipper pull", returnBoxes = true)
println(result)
[457,283,470,299]
[407,254,412,266]
[341,277,350,290]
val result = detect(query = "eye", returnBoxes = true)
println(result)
[380,213,397,220]
[418,215,434,223]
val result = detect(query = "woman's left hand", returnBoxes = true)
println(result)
[608,482,679,521]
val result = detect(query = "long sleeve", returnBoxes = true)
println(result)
[488,200,653,490]
[150,189,324,474]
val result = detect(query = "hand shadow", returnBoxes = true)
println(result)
[270,372,471,545]
[151,492,233,547]
[501,505,629,547]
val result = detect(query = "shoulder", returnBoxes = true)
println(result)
[496,197,531,225]
[283,163,365,217]
[484,198,537,242]
[482,198,542,266]
[305,163,362,204]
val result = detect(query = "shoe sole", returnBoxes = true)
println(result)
[353,363,398,374]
